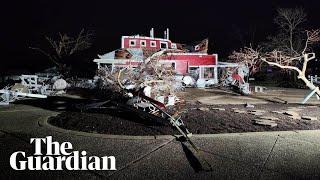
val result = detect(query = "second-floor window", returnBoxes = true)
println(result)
[140,40,146,47]
[129,40,136,47]
[150,41,157,47]
[160,42,168,49]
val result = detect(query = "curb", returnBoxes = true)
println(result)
[41,112,320,140]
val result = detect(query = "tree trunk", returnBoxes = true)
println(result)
[298,72,320,97]
[290,29,294,54]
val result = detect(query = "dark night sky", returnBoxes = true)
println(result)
[1,0,320,74]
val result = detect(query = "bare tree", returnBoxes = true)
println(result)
[229,46,262,75]
[230,29,320,97]
[30,29,94,70]
[274,7,307,54]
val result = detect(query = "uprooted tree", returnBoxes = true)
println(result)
[230,29,320,97]
[97,49,184,104]
[30,29,94,75]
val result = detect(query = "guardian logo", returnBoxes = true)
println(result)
[10,136,116,171]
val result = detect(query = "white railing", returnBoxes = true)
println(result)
[309,75,320,84]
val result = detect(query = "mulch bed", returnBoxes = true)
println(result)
[48,102,320,136]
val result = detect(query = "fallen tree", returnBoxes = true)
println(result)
[96,49,184,104]
[230,29,320,98]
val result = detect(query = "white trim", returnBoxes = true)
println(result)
[140,40,147,47]
[129,39,137,47]
[167,53,208,56]
[121,36,125,48]
[93,59,142,64]
[150,40,157,47]
[122,35,172,42]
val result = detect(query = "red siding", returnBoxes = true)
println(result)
[123,37,171,49]
[161,54,217,66]
[174,61,189,75]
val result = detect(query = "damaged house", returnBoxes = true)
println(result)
[93,28,219,87]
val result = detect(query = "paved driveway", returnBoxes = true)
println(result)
[1,104,320,179]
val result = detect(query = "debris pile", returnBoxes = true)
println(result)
[0,75,67,105]
[96,50,184,107]
[94,49,195,142]
[219,62,251,95]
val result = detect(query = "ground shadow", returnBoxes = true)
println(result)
[180,141,203,173]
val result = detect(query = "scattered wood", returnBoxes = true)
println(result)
[301,116,318,121]
[245,103,255,108]
[249,112,264,116]
[287,107,303,112]
[272,110,285,114]
[233,110,247,114]
[283,111,300,117]
[253,119,277,127]
[198,107,210,112]
[211,108,226,111]
[259,116,280,120]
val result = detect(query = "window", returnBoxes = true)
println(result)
[150,41,157,47]
[188,67,199,79]
[160,42,168,49]
[129,40,136,47]
[171,43,177,49]
[140,40,146,47]
[195,45,200,51]
[171,63,176,69]
[204,67,215,78]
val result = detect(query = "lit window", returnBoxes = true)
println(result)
[171,43,177,49]
[140,40,146,47]
[129,40,136,47]
[150,41,157,47]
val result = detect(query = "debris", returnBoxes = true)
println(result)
[248,110,266,116]
[219,62,252,95]
[0,74,67,105]
[198,107,210,112]
[233,109,246,113]
[283,111,301,119]
[272,110,284,114]
[196,79,207,88]
[249,112,265,116]
[254,86,267,93]
[301,116,318,121]
[250,109,266,112]
[283,111,300,117]
[273,97,287,104]
[259,116,279,120]
[182,76,195,86]
[306,105,318,108]
[287,107,303,111]
[253,119,277,127]
[245,103,254,108]
[211,108,226,111]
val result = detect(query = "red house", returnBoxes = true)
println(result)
[94,29,218,84]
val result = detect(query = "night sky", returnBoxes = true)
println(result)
[1,0,320,75]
